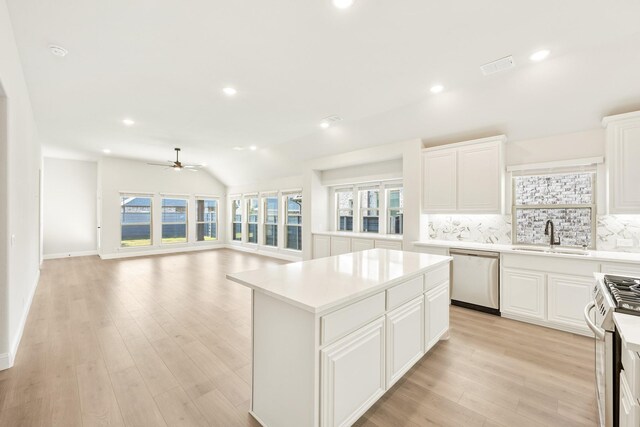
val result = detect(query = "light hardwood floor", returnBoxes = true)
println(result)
[0,249,597,426]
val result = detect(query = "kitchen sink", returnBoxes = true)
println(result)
[512,246,591,256]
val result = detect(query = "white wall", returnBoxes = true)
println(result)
[320,159,402,187]
[0,0,42,369]
[98,157,226,258]
[43,158,97,258]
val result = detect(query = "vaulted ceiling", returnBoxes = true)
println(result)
[7,0,640,185]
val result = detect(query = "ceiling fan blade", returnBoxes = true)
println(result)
[186,168,199,172]
[183,165,204,169]
[147,162,173,167]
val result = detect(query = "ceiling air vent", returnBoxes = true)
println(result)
[480,55,515,75]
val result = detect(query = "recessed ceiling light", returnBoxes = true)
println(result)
[222,87,237,96]
[320,121,331,129]
[49,45,68,57]
[249,145,257,151]
[102,148,111,154]
[530,49,550,62]
[333,0,354,9]
[122,118,135,126]
[430,84,444,94]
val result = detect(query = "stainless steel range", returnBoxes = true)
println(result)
[585,274,640,427]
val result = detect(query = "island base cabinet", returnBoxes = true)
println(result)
[425,281,449,351]
[321,317,386,427]
[386,296,424,388]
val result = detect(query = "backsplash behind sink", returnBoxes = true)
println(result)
[427,214,640,253]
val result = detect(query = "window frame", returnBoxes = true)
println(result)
[359,188,380,233]
[511,170,597,249]
[386,187,404,235]
[231,198,243,242]
[335,189,354,232]
[284,192,303,251]
[160,197,189,245]
[246,196,259,244]
[120,194,153,247]
[195,197,219,242]
[262,194,279,247]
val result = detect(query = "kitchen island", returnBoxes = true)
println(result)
[227,249,452,427]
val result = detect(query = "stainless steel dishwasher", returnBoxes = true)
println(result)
[449,249,500,315]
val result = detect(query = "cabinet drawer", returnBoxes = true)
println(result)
[602,263,640,278]
[321,292,386,345]
[387,275,423,310]
[622,343,640,401]
[424,264,449,291]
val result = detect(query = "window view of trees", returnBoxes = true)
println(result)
[285,193,302,251]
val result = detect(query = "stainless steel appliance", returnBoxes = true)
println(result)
[449,249,500,315]
[584,274,640,427]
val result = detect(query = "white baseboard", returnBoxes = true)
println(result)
[225,244,302,262]
[43,249,98,260]
[1,269,41,370]
[99,243,226,260]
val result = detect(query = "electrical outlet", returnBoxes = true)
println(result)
[617,238,634,248]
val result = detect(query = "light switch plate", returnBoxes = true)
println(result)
[617,238,634,248]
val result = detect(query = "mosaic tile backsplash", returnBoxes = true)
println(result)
[515,208,592,247]
[427,214,640,253]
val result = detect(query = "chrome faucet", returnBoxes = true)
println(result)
[544,220,561,248]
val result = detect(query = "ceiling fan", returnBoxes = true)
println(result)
[147,148,203,172]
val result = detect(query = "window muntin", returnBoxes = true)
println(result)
[264,196,278,247]
[246,197,259,244]
[196,199,218,241]
[232,199,242,241]
[161,198,188,244]
[120,196,152,247]
[336,190,354,231]
[285,193,302,251]
[513,172,595,248]
[359,189,380,233]
[387,188,404,235]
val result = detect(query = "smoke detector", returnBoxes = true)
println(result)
[49,45,68,57]
[480,55,515,75]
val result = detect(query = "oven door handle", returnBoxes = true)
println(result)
[584,302,605,340]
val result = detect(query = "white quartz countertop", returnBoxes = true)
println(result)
[227,249,451,314]
[614,313,640,353]
[313,231,403,241]
[413,239,640,264]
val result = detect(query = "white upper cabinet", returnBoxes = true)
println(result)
[422,135,506,214]
[604,111,640,214]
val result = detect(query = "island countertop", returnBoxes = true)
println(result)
[226,248,452,314]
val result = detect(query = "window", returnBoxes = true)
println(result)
[285,193,302,251]
[161,198,188,244]
[360,189,380,233]
[232,199,242,241]
[120,196,152,247]
[387,188,404,235]
[246,197,259,244]
[336,190,354,231]
[513,171,595,248]
[263,196,278,247]
[196,199,218,241]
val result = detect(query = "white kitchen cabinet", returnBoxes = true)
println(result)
[321,317,386,427]
[604,111,640,214]
[620,370,640,427]
[424,281,449,351]
[386,296,424,387]
[547,274,592,332]
[422,149,457,212]
[313,234,331,259]
[330,236,351,256]
[374,239,402,250]
[501,268,546,320]
[422,135,505,214]
[602,262,640,278]
[352,238,375,252]
[457,141,503,213]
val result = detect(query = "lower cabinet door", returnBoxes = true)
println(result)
[321,317,385,427]
[330,236,352,256]
[386,296,424,387]
[313,235,331,259]
[425,281,449,351]
[547,274,592,332]
[352,238,375,252]
[501,268,546,320]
